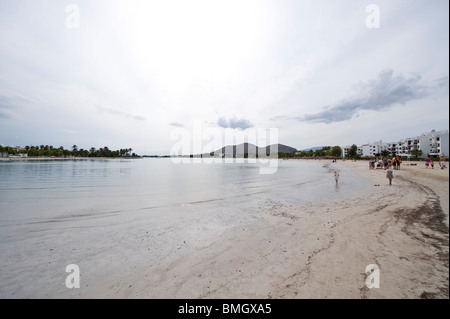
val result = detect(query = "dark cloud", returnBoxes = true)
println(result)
[96,105,146,121]
[299,70,430,124]
[168,122,184,127]
[217,116,253,130]
[217,116,229,128]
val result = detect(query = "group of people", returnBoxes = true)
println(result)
[335,154,446,187]
[425,154,447,169]
[370,156,402,170]
[367,157,396,185]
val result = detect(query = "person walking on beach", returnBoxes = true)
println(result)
[439,154,446,169]
[334,170,340,186]
[425,156,432,168]
[385,159,394,185]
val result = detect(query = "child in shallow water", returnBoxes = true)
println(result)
[334,170,340,185]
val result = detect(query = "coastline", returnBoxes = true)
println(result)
[111,159,448,299]
[0,157,142,161]
[1,159,447,299]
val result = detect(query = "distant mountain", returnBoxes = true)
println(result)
[266,144,298,154]
[212,143,297,156]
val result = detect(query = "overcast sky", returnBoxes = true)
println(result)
[0,0,448,154]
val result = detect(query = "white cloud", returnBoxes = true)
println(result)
[0,0,448,153]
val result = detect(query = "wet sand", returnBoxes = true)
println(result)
[1,159,448,299]
[118,160,447,299]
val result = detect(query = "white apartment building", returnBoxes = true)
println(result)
[361,141,389,157]
[388,137,420,157]
[418,129,449,157]
[438,132,449,156]
[342,129,449,158]
[342,145,363,158]
[343,142,389,158]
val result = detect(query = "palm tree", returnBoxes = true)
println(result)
[71,145,78,157]
[348,144,358,159]
[410,148,422,159]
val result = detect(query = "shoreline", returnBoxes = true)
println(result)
[1,159,448,299]
[0,157,142,161]
[119,159,448,299]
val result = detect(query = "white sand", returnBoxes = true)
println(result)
[1,160,448,299]
[83,160,449,299]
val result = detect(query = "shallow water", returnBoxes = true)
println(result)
[0,158,368,298]
[0,158,366,221]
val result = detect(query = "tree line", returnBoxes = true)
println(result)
[279,146,343,158]
[344,144,424,160]
[0,144,138,158]
[275,144,421,159]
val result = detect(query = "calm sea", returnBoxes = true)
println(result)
[0,158,367,298]
[0,158,366,220]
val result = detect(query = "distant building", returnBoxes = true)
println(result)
[361,141,389,157]
[397,137,420,157]
[341,129,449,158]
[0,146,28,158]
[342,147,348,158]
[384,136,420,157]
[418,129,449,157]
[438,132,449,157]
[342,145,363,158]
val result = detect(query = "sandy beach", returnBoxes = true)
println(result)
[2,0,449,302]
[1,159,448,299]
[72,159,448,299]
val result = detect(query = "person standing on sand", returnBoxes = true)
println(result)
[425,156,432,168]
[385,159,394,186]
[439,154,446,169]
[334,170,340,186]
